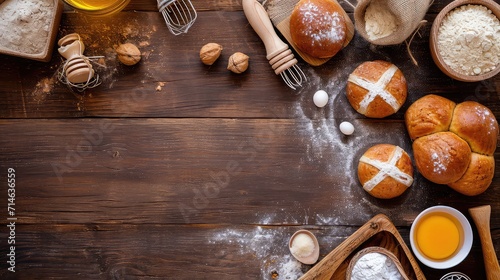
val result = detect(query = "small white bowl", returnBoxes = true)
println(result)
[289,229,320,264]
[410,206,473,269]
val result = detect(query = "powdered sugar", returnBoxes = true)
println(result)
[297,2,345,47]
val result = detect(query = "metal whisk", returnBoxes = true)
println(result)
[157,0,197,35]
[242,0,306,90]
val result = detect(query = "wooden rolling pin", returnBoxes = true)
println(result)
[468,205,500,280]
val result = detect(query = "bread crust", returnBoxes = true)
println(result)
[358,144,413,199]
[449,101,499,155]
[346,60,407,118]
[448,153,495,196]
[290,0,346,58]
[405,94,456,140]
[413,132,471,185]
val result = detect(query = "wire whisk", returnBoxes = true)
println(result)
[157,0,197,35]
[242,0,306,91]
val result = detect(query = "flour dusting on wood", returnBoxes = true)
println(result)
[209,226,307,279]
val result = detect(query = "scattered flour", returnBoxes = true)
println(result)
[0,0,54,54]
[437,4,500,76]
[431,152,447,174]
[209,226,306,279]
[364,0,398,40]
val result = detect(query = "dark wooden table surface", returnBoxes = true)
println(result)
[1,0,499,279]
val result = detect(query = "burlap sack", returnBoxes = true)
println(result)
[264,0,299,27]
[354,0,432,45]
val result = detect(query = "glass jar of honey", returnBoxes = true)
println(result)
[62,0,131,16]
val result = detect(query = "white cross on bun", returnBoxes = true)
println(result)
[347,60,407,118]
[358,144,414,199]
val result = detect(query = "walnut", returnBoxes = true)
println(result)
[200,43,223,65]
[116,43,141,66]
[227,52,249,74]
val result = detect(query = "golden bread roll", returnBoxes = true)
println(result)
[346,60,407,118]
[290,0,347,58]
[449,101,499,155]
[405,94,456,140]
[447,153,495,196]
[412,132,471,184]
[358,144,413,199]
[406,95,498,195]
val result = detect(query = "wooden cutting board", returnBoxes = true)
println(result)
[273,0,355,66]
[300,214,426,280]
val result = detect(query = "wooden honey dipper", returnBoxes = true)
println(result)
[242,0,306,90]
[468,205,500,280]
[58,33,95,84]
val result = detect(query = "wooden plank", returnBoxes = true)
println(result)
[1,118,499,226]
[1,11,497,119]
[119,0,461,14]
[0,224,494,279]
[1,1,499,279]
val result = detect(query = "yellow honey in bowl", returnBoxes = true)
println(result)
[63,0,130,15]
[415,213,461,260]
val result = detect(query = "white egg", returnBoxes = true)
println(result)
[339,121,355,135]
[313,90,329,108]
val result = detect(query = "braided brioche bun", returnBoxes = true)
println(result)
[405,95,498,196]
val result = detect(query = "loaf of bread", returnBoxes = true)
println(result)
[346,60,407,118]
[290,0,347,59]
[405,95,499,196]
[357,144,413,199]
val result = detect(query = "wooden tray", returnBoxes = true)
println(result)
[273,0,355,66]
[300,214,426,280]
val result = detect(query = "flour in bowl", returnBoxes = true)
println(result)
[350,252,403,280]
[0,0,54,54]
[437,4,500,76]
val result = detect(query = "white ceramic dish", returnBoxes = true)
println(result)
[410,206,473,269]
